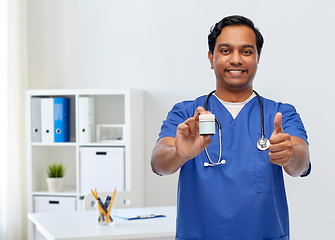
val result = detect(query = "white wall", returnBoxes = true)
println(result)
[27,0,335,239]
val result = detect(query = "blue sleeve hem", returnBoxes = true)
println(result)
[300,161,311,177]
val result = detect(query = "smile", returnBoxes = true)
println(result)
[229,70,243,74]
[227,70,245,74]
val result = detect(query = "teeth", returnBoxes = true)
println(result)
[229,70,243,74]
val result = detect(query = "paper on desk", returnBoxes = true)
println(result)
[111,208,166,220]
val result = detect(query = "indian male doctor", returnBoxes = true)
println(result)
[151,15,311,240]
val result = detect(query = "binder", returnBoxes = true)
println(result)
[41,98,54,143]
[31,97,41,142]
[54,98,70,142]
[78,96,95,143]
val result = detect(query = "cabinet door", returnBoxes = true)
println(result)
[80,147,125,195]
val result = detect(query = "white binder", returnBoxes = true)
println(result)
[78,96,95,143]
[31,98,41,142]
[41,98,54,143]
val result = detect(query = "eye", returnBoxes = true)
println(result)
[220,49,230,54]
[242,49,253,55]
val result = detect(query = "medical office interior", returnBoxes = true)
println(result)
[1,0,334,239]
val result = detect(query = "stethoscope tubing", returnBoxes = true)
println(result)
[253,90,265,139]
[203,90,269,167]
[204,90,221,130]
[204,90,264,136]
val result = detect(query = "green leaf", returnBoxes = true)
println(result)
[47,163,66,178]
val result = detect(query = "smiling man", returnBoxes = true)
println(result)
[151,15,311,240]
[208,25,260,102]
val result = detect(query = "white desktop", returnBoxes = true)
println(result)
[28,206,176,240]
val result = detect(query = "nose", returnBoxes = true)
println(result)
[229,51,242,65]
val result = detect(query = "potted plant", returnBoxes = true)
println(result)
[46,163,66,192]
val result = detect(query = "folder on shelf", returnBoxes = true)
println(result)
[78,96,95,143]
[31,97,41,142]
[54,98,70,142]
[41,98,54,143]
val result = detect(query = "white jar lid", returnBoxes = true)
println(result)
[199,114,215,122]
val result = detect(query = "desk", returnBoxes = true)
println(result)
[28,206,176,240]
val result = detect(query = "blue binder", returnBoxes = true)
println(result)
[54,98,70,142]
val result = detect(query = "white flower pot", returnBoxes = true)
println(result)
[46,178,64,192]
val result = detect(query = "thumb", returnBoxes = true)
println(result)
[273,112,283,135]
[202,135,212,148]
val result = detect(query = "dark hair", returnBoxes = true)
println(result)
[208,15,264,55]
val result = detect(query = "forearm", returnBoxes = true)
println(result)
[283,138,310,177]
[152,108,212,175]
[151,138,189,176]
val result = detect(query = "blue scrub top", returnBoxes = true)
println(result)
[158,94,310,240]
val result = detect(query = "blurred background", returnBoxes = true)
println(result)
[1,0,334,239]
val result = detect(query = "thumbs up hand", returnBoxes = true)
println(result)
[268,112,293,166]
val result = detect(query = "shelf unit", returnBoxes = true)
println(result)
[26,89,144,240]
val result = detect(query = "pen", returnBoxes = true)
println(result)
[92,189,109,222]
[91,189,104,222]
[106,188,117,222]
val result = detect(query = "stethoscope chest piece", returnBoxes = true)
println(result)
[257,137,270,151]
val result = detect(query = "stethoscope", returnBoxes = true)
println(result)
[203,90,270,167]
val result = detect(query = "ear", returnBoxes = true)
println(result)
[208,51,214,69]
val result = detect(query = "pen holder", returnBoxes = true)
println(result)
[96,200,114,225]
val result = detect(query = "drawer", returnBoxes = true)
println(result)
[33,196,76,213]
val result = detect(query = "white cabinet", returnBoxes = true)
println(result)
[79,147,125,194]
[26,89,144,240]
[33,196,76,240]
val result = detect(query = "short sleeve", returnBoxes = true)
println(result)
[280,103,308,145]
[300,162,311,177]
[158,101,195,141]
[280,103,311,177]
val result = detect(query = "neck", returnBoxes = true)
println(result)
[215,88,253,103]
